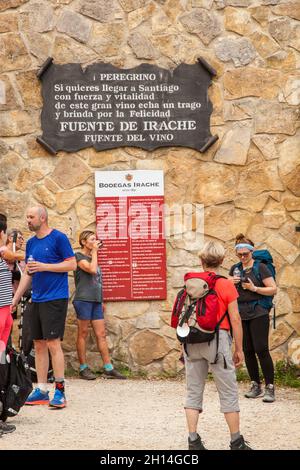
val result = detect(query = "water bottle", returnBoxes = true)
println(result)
[27,254,34,275]
[233,267,241,280]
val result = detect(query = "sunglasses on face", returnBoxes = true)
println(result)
[237,252,251,258]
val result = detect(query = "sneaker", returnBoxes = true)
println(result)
[188,434,207,450]
[102,368,127,380]
[0,421,16,434]
[230,435,252,450]
[49,388,67,409]
[25,388,49,405]
[79,367,96,380]
[262,384,275,403]
[244,381,263,399]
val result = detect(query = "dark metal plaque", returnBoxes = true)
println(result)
[37,58,217,154]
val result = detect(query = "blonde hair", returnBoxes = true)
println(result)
[79,230,94,248]
[199,241,225,268]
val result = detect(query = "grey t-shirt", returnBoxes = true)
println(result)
[74,252,102,303]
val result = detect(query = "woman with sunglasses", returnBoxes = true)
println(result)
[229,234,277,403]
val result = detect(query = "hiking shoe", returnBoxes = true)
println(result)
[79,367,96,380]
[49,389,67,409]
[103,368,127,380]
[25,388,49,405]
[188,434,207,450]
[230,435,252,450]
[244,381,263,399]
[0,421,16,434]
[262,384,275,403]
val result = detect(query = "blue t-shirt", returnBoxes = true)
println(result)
[26,229,74,303]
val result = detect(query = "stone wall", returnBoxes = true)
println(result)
[0,0,299,375]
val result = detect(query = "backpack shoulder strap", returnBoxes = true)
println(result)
[252,259,262,283]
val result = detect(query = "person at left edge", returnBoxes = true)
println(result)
[12,206,76,409]
[0,214,17,435]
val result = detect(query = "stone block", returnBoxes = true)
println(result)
[0,151,24,190]
[272,3,300,21]
[252,135,279,160]
[238,161,285,196]
[0,75,19,111]
[136,311,160,329]
[57,9,91,44]
[14,167,44,193]
[129,330,171,365]
[20,1,55,33]
[254,102,298,135]
[269,321,294,349]
[249,31,280,59]
[105,301,150,320]
[269,17,293,43]
[56,188,86,214]
[32,185,56,208]
[89,23,126,57]
[0,110,38,136]
[287,288,300,312]
[224,67,284,101]
[128,32,158,60]
[179,8,221,45]
[288,338,300,365]
[51,156,91,190]
[0,0,28,11]
[215,37,256,67]
[204,205,253,241]
[15,71,42,109]
[214,122,251,165]
[0,190,29,218]
[23,32,52,62]
[0,33,31,72]
[119,0,146,12]
[53,36,97,63]
[0,13,18,32]
[78,0,117,22]
[279,267,300,289]
[128,2,157,29]
[224,7,254,35]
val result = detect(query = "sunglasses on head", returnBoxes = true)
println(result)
[237,252,251,258]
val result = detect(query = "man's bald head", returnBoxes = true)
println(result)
[26,205,48,232]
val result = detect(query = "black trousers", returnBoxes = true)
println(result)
[242,315,274,385]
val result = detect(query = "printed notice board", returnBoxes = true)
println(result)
[95,170,166,301]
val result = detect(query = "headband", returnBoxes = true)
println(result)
[235,243,254,251]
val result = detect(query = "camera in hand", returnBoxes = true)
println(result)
[240,276,248,283]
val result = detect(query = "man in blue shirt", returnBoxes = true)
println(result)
[13,206,76,409]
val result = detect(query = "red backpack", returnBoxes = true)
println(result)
[171,272,228,347]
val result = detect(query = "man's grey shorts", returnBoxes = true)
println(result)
[184,329,240,413]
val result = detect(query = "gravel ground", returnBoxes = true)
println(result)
[1,378,299,450]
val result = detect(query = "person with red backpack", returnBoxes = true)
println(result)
[172,241,251,450]
[229,234,277,403]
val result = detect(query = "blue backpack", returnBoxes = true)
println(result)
[234,249,276,326]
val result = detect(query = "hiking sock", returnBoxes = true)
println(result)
[55,378,65,393]
[80,364,88,371]
[37,383,48,393]
[230,431,241,443]
[189,432,199,441]
[104,363,113,371]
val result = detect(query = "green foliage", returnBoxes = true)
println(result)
[235,361,300,389]
[274,361,300,388]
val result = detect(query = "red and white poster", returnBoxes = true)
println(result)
[95,170,166,301]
